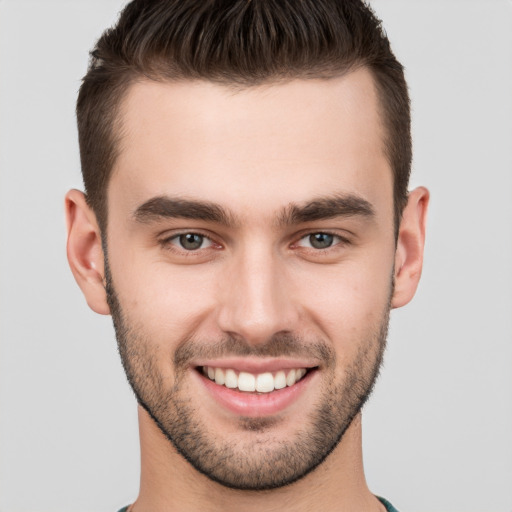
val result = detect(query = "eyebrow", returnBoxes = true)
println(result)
[277,193,375,226]
[133,196,238,226]
[133,193,375,227]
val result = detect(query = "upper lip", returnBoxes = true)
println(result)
[194,357,319,374]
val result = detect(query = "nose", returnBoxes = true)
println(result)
[216,244,300,345]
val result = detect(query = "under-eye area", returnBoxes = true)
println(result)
[198,366,318,394]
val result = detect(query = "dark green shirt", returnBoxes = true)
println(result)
[118,496,399,511]
[378,496,400,511]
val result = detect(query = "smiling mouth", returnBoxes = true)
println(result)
[198,366,315,393]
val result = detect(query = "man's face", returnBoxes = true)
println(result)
[104,69,396,489]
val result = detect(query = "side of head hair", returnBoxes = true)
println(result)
[77,0,411,233]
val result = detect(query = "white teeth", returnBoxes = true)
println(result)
[225,369,238,389]
[238,372,256,392]
[256,372,274,393]
[214,367,225,385]
[286,369,296,387]
[274,370,287,389]
[203,366,309,393]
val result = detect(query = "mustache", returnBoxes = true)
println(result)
[174,332,335,369]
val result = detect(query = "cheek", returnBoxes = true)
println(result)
[293,253,393,352]
[109,246,220,341]
[107,223,395,356]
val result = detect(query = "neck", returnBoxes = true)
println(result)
[131,407,383,512]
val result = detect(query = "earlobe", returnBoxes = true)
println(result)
[391,186,429,309]
[65,189,110,315]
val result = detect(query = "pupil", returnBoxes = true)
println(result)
[180,233,203,250]
[310,233,333,249]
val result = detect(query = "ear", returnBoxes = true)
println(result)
[392,186,430,309]
[65,189,110,315]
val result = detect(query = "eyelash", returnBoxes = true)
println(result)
[159,230,350,255]
[160,231,219,254]
[293,231,350,251]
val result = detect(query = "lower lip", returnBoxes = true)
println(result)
[195,369,316,417]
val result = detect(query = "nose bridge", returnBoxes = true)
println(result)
[217,241,298,343]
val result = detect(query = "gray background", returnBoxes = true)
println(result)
[1,1,511,510]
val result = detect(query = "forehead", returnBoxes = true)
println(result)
[111,69,391,222]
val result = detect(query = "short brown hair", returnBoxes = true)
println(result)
[77,0,411,233]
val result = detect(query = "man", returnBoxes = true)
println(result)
[65,0,428,510]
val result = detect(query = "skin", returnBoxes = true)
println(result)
[66,68,428,511]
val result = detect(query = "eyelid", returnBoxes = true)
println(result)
[159,230,221,251]
[172,233,213,249]
[157,228,351,253]
[293,230,350,249]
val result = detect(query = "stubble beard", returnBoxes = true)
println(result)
[104,259,391,491]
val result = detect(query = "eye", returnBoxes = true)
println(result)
[170,233,213,251]
[297,232,340,250]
